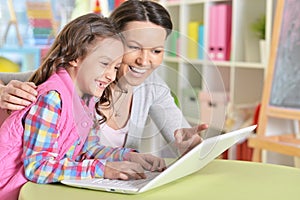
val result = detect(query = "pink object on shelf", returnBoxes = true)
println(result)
[28,19,53,28]
[199,91,228,126]
[208,5,218,60]
[216,4,232,61]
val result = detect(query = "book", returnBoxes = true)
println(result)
[198,25,205,59]
[216,4,232,61]
[167,31,179,57]
[208,3,232,61]
[187,21,200,59]
[208,5,218,60]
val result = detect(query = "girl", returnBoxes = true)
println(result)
[0,13,165,200]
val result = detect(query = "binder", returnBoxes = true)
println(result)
[208,5,218,60]
[176,36,181,57]
[167,31,179,57]
[187,21,200,59]
[198,25,205,59]
[115,0,125,8]
[216,4,232,61]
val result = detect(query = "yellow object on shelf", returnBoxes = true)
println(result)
[0,56,20,72]
[187,21,201,59]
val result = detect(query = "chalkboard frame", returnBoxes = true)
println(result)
[269,0,300,110]
[259,0,300,123]
[248,0,300,163]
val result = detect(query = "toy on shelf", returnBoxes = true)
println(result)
[26,1,57,45]
[0,56,19,72]
[93,0,102,15]
[2,0,23,47]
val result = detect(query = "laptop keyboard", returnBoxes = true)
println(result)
[91,171,161,189]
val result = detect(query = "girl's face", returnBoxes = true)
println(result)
[74,37,124,98]
[118,21,167,86]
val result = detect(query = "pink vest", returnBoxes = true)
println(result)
[0,69,95,200]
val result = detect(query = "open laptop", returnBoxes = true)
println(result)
[61,125,256,194]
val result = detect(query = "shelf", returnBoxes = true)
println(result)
[233,62,265,69]
[205,60,231,67]
[164,56,266,69]
[160,0,275,131]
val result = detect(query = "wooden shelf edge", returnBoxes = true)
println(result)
[248,134,300,157]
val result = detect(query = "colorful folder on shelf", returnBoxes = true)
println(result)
[216,4,232,61]
[167,31,179,57]
[208,5,218,60]
[187,21,200,59]
[208,3,232,61]
[198,25,205,59]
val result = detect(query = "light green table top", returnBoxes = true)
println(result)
[19,159,300,200]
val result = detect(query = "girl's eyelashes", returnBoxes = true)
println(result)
[128,45,140,50]
[100,62,109,66]
[99,59,122,71]
[114,64,121,71]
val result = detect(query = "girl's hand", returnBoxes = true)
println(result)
[104,161,146,180]
[126,152,166,172]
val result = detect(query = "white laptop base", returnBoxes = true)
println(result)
[61,125,256,194]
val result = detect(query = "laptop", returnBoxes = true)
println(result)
[61,125,256,194]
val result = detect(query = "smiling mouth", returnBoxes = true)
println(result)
[96,81,108,89]
[129,66,147,74]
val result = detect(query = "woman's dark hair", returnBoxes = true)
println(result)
[110,0,173,37]
[29,13,122,124]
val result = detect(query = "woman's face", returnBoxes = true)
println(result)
[118,21,167,86]
[74,37,124,98]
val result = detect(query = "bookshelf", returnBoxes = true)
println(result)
[0,0,55,72]
[158,0,277,129]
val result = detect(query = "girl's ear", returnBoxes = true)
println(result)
[69,59,79,67]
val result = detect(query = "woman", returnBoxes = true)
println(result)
[0,0,206,157]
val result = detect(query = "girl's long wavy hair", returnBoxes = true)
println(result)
[29,13,123,124]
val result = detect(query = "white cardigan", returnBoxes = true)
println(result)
[125,71,191,155]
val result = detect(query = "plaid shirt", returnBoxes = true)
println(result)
[22,91,133,183]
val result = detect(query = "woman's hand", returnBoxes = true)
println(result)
[0,80,37,110]
[174,124,208,156]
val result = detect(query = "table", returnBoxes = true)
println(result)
[19,159,300,200]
